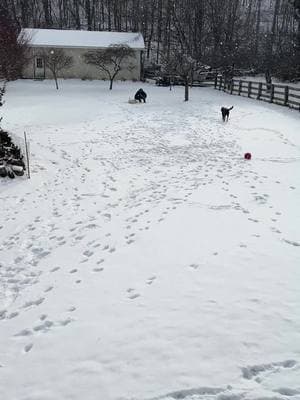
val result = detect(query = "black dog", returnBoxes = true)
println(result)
[134,88,147,103]
[221,106,233,122]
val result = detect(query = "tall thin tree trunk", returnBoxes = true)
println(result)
[255,0,262,57]
[184,79,189,101]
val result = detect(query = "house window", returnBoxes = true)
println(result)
[36,57,43,68]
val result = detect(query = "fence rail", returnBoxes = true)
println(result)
[214,76,300,111]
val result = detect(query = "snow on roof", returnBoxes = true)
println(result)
[22,28,145,50]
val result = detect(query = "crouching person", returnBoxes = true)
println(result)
[134,88,147,103]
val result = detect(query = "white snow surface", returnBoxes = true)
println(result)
[22,28,145,50]
[0,80,300,400]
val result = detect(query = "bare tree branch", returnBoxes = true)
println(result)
[84,44,135,90]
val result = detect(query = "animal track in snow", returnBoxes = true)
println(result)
[7,311,19,319]
[146,276,157,285]
[248,218,259,223]
[33,320,54,332]
[23,343,33,353]
[128,293,140,299]
[93,267,104,272]
[58,317,72,327]
[22,297,45,309]
[14,329,32,337]
[83,250,93,257]
[283,239,300,247]
[242,359,297,380]
[50,267,60,273]
[69,269,77,274]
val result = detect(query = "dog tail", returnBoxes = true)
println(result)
[229,106,234,111]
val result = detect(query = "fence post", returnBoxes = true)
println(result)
[270,84,275,103]
[230,79,234,94]
[284,86,289,106]
[219,76,223,91]
[257,82,262,100]
[24,131,30,179]
[238,80,242,96]
[223,78,226,92]
[248,81,252,98]
[214,74,218,89]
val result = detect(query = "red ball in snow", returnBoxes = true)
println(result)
[244,152,252,160]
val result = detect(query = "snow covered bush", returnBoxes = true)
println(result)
[0,83,25,179]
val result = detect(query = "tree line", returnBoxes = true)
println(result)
[1,0,299,80]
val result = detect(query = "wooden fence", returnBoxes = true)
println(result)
[214,76,300,111]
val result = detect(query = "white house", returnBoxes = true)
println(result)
[21,28,145,81]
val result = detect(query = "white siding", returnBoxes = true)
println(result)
[22,47,142,81]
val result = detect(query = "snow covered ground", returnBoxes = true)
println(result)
[0,80,300,400]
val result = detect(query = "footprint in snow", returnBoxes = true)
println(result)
[24,343,33,353]
[128,293,140,300]
[22,298,45,309]
[248,218,259,223]
[14,329,32,337]
[146,276,157,284]
[7,312,19,319]
[50,267,60,273]
[283,239,300,247]
[93,267,104,272]
[83,250,93,257]
[33,320,53,332]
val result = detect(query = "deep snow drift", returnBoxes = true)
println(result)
[0,80,300,400]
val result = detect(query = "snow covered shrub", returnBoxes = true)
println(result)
[0,124,25,179]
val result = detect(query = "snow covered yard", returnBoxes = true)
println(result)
[0,79,300,400]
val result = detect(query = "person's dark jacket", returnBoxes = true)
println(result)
[134,88,147,103]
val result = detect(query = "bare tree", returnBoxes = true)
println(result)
[41,48,73,89]
[84,44,135,90]
[161,49,202,101]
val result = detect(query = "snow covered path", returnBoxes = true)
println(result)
[0,81,300,400]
